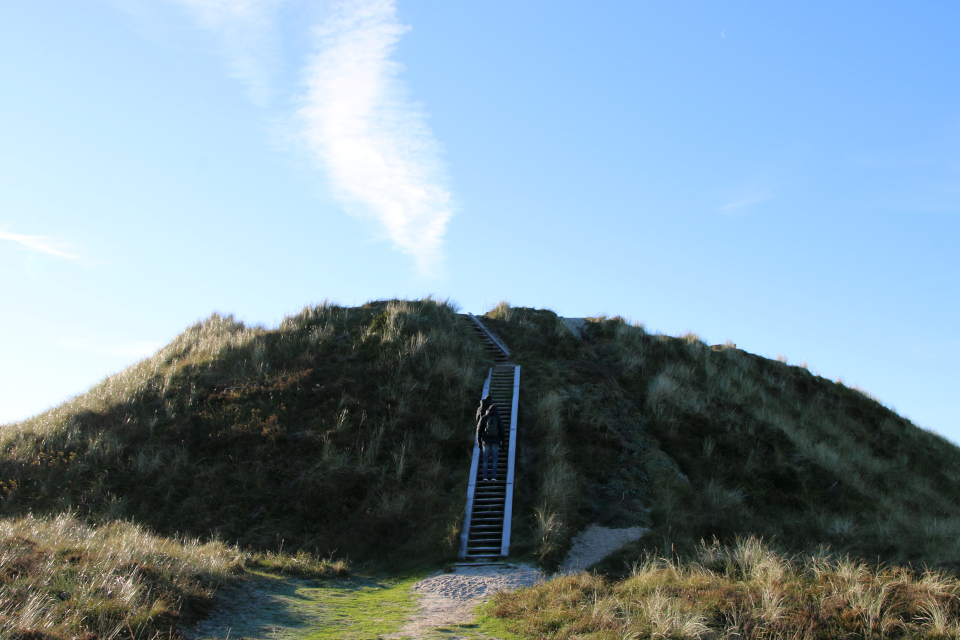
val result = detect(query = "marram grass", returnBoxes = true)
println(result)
[0,513,242,640]
[0,299,486,562]
[4,298,960,637]
[481,305,960,568]
[0,513,352,640]
[491,536,960,639]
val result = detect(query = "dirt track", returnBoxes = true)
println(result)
[390,525,646,639]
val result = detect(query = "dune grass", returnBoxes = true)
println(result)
[0,513,243,640]
[481,304,960,568]
[0,299,488,563]
[0,298,485,637]
[5,297,960,636]
[491,536,960,639]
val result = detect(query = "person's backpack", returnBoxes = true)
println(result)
[484,410,499,441]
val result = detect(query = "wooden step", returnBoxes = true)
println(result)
[460,314,517,561]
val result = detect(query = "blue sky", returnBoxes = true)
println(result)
[2,1,958,444]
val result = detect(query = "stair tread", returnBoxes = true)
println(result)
[462,315,517,560]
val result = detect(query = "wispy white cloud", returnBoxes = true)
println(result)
[132,0,452,272]
[719,193,771,217]
[0,227,85,262]
[171,0,285,107]
[296,0,454,274]
[156,0,454,273]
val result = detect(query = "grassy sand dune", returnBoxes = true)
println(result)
[0,299,485,561]
[3,299,959,638]
[481,304,960,568]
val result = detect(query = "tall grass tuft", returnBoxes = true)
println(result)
[531,392,579,566]
[492,537,960,639]
[0,513,242,639]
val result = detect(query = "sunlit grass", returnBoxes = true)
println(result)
[492,537,960,639]
[483,304,960,568]
[0,299,487,562]
[0,513,243,639]
[5,297,960,637]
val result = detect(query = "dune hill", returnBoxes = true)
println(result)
[2,299,959,570]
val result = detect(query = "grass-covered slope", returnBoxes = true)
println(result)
[3,298,959,574]
[481,304,960,568]
[0,299,487,563]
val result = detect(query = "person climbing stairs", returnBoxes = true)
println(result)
[459,313,519,560]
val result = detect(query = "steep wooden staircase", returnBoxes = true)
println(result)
[459,313,520,560]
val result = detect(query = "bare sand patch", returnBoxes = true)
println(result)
[386,563,542,639]
[392,525,646,638]
[559,524,647,574]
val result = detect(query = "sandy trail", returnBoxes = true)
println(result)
[558,524,647,574]
[386,564,543,639]
[391,525,646,639]
[187,525,645,639]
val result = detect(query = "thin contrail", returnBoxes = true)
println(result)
[153,0,455,273]
[0,227,84,262]
[297,0,454,274]
[172,0,284,107]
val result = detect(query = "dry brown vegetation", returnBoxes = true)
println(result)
[0,299,485,560]
[481,305,960,568]
[4,298,959,638]
[492,536,960,639]
[0,513,241,640]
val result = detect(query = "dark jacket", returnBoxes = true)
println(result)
[476,404,505,447]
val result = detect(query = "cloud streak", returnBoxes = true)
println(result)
[0,227,84,262]
[150,0,454,272]
[719,193,771,216]
[297,0,453,274]
[171,0,284,107]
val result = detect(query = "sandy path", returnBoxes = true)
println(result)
[558,524,647,574]
[386,563,543,639]
[560,317,586,338]
[391,525,646,639]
